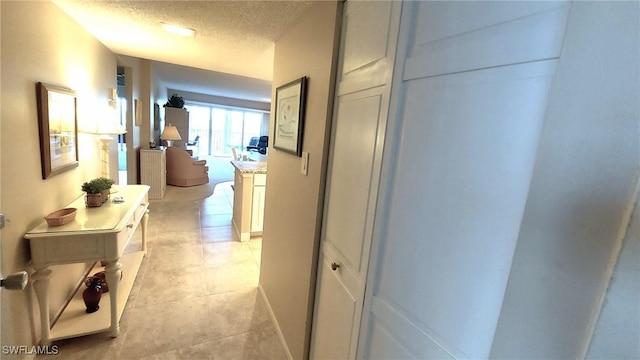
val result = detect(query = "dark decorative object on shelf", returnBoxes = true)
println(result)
[85,271,109,292]
[83,276,102,313]
[163,94,185,109]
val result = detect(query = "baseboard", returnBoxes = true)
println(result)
[258,283,293,360]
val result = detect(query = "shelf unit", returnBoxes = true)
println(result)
[50,252,143,340]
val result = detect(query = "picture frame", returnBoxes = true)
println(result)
[134,99,142,126]
[154,103,160,131]
[273,76,307,156]
[36,82,79,179]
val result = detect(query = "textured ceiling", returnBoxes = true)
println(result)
[53,0,315,101]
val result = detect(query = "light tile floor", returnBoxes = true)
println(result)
[37,182,285,360]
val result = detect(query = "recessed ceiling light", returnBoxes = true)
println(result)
[161,22,196,38]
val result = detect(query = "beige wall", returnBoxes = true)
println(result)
[260,2,341,359]
[115,55,163,184]
[151,63,166,145]
[1,1,116,352]
[170,89,271,112]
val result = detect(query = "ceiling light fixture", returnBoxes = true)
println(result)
[161,22,196,38]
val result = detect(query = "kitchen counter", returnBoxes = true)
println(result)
[231,161,267,241]
[230,161,267,174]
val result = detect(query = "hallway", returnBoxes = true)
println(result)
[37,182,286,359]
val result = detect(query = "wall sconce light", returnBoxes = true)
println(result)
[108,88,117,109]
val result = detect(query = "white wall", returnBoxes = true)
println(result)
[1,1,116,353]
[491,1,639,357]
[587,182,640,358]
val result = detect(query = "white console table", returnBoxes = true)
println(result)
[24,185,150,346]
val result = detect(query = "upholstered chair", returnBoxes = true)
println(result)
[165,147,209,187]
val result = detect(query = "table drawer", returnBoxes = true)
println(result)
[31,234,106,265]
[113,204,146,258]
[133,200,148,223]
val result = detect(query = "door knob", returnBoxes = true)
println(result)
[330,262,340,271]
[1,271,28,290]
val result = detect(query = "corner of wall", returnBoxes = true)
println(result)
[259,2,341,359]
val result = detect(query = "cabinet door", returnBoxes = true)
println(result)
[251,185,265,232]
[141,149,166,200]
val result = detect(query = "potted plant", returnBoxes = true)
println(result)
[94,177,115,203]
[81,177,114,207]
[163,94,185,109]
[81,180,103,207]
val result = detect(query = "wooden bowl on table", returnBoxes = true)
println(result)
[44,208,77,226]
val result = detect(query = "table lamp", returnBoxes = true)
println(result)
[160,124,181,147]
[91,110,126,179]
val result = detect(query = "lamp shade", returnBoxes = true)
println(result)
[160,125,182,141]
[83,107,127,135]
[94,118,127,135]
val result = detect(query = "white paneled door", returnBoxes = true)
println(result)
[359,1,570,358]
[309,1,401,359]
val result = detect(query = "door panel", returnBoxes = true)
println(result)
[309,254,357,360]
[343,1,392,74]
[360,1,569,358]
[324,93,382,272]
[310,1,402,358]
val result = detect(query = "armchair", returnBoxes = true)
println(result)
[165,147,209,187]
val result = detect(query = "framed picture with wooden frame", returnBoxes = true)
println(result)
[273,76,307,156]
[36,82,79,179]
[135,99,142,126]
[154,103,160,131]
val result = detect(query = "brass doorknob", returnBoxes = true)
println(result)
[331,262,340,271]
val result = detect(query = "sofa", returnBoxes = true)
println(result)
[165,147,209,187]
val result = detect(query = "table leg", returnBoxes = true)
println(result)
[105,260,122,338]
[141,209,149,253]
[32,266,52,346]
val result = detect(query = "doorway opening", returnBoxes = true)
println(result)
[117,68,127,184]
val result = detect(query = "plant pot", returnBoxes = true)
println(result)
[101,189,110,204]
[85,193,103,207]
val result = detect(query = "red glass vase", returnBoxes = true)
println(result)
[83,277,102,313]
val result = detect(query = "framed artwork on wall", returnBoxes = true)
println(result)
[134,99,142,126]
[36,82,79,179]
[154,103,160,131]
[273,76,307,156]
